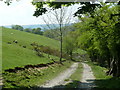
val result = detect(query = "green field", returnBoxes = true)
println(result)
[2,27,60,70]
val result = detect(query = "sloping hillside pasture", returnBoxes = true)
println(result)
[2,27,60,70]
[2,27,75,89]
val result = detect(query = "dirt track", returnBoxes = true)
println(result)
[38,62,95,89]
[40,62,78,88]
[79,63,96,89]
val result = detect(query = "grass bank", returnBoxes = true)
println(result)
[87,61,120,89]
[2,61,73,90]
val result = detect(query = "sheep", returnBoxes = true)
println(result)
[23,46,26,48]
[7,42,11,44]
[13,40,18,43]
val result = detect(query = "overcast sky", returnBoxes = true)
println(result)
[0,0,45,26]
[0,0,79,26]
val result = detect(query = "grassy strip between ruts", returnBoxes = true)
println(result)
[64,62,83,89]
[87,61,120,89]
[2,61,73,90]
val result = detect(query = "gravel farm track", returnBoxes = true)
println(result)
[38,62,95,89]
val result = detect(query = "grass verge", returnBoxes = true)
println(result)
[2,61,73,89]
[87,61,120,89]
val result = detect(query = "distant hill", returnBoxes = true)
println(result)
[3,24,71,30]
[2,27,59,70]
[3,24,60,30]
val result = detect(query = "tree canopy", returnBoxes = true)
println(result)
[74,3,120,77]
[32,1,101,18]
[12,25,24,31]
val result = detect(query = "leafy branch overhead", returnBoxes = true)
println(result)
[3,0,102,17]
[32,1,101,17]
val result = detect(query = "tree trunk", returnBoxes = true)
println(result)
[70,51,73,60]
[107,57,111,68]
[107,49,120,77]
[116,56,120,77]
[107,57,117,77]
[59,24,63,64]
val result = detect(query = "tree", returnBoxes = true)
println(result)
[24,28,31,32]
[91,3,120,77]
[31,1,105,64]
[32,28,43,35]
[63,31,77,60]
[43,25,75,40]
[32,1,101,17]
[12,25,24,31]
[74,3,120,77]
[43,28,60,40]
[32,2,76,63]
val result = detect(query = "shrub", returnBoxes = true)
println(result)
[30,42,69,59]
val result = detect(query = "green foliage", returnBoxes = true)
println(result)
[74,49,87,55]
[74,2,101,17]
[31,42,69,59]
[32,28,43,35]
[24,28,32,33]
[43,28,60,40]
[32,2,74,17]
[63,31,77,60]
[32,1,101,18]
[12,25,24,31]
[75,3,120,76]
[43,25,75,40]
[24,28,43,35]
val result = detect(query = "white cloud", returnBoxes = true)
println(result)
[0,0,45,25]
